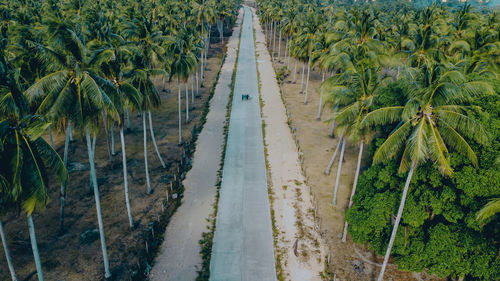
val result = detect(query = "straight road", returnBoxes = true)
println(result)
[209,6,277,281]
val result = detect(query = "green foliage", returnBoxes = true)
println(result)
[346,157,500,280]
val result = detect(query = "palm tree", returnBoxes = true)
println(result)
[168,28,198,144]
[323,64,381,203]
[94,36,143,227]
[122,11,168,194]
[362,65,492,281]
[0,114,67,281]
[128,53,167,194]
[0,39,67,280]
[296,11,321,104]
[25,16,116,278]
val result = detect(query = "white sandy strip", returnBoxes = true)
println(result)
[251,7,327,281]
[149,9,243,281]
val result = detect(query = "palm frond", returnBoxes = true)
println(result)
[438,120,478,167]
[373,119,412,164]
[362,106,404,127]
[476,198,500,222]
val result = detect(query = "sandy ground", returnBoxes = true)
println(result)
[265,19,443,281]
[252,7,327,281]
[209,6,276,281]
[148,9,243,281]
[0,38,227,281]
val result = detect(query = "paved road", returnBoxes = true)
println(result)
[149,9,243,281]
[209,6,277,281]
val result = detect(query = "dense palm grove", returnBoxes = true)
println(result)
[0,0,239,280]
[257,0,499,280]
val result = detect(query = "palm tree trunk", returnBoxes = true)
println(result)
[293,60,298,83]
[59,121,71,233]
[332,139,346,205]
[377,162,416,281]
[272,21,277,57]
[270,20,273,50]
[28,215,43,281]
[317,72,325,120]
[284,36,290,63]
[110,123,115,155]
[324,136,343,175]
[329,121,335,138]
[48,125,54,148]
[120,125,134,228]
[300,63,305,93]
[102,112,113,168]
[89,135,97,192]
[143,113,152,194]
[342,141,364,242]
[200,53,205,87]
[0,221,17,281]
[162,76,166,92]
[287,37,292,68]
[126,107,131,131]
[185,82,189,122]
[191,75,195,108]
[207,33,210,63]
[278,29,282,61]
[148,111,166,168]
[86,128,111,278]
[195,68,199,97]
[177,79,182,144]
[205,33,209,65]
[217,19,223,44]
[68,122,74,142]
[304,56,312,104]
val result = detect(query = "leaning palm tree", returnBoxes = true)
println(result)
[25,16,116,278]
[362,65,492,281]
[322,60,389,223]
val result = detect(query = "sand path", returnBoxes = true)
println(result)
[209,6,276,281]
[251,6,327,281]
[149,9,243,281]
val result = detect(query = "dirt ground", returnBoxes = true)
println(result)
[267,35,442,281]
[0,37,228,281]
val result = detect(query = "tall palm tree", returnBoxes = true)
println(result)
[168,29,198,144]
[322,59,389,214]
[25,16,116,278]
[297,11,321,104]
[122,11,168,194]
[128,52,167,194]
[93,35,143,228]
[0,34,68,280]
[362,65,492,281]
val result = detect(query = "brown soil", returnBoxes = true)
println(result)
[269,38,442,281]
[0,39,227,281]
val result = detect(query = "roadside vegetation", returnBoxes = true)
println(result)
[0,0,240,280]
[256,0,499,280]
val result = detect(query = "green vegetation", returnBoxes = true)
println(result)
[0,0,240,280]
[257,0,499,280]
